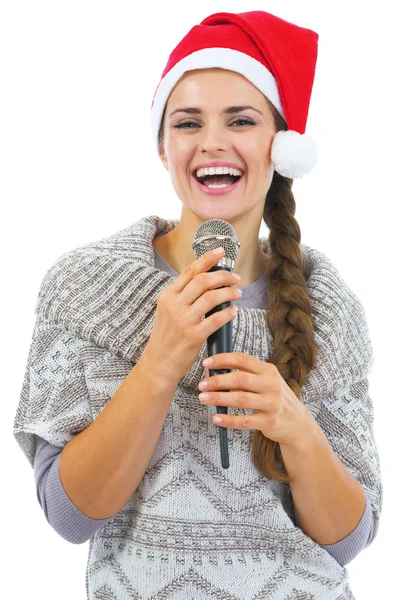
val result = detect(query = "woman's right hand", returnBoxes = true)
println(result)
[143,247,242,384]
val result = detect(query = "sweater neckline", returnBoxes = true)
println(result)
[35,214,371,405]
[152,245,270,297]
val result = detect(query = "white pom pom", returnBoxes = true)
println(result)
[271,130,319,178]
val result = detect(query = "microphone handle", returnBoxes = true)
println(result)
[205,265,234,469]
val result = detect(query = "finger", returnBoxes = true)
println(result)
[206,371,262,393]
[213,412,256,430]
[203,352,265,375]
[172,247,225,294]
[202,390,264,411]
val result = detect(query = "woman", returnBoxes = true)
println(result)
[13,10,382,599]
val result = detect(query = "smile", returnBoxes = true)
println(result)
[193,174,244,196]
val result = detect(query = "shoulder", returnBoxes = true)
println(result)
[300,243,374,387]
[32,216,170,358]
[34,222,140,323]
[300,242,361,305]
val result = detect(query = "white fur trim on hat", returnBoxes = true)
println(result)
[271,130,318,178]
[151,47,285,144]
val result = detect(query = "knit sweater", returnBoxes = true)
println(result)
[13,214,383,599]
[31,249,374,562]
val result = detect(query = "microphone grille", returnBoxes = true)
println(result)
[192,219,239,262]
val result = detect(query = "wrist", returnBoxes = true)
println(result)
[281,404,323,455]
[139,344,181,390]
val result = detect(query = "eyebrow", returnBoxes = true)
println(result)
[168,105,264,118]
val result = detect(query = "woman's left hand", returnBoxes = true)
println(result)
[198,352,313,446]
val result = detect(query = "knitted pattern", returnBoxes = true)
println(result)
[13,214,382,599]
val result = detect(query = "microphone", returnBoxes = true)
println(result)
[192,220,240,469]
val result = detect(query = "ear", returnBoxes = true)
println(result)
[159,145,168,171]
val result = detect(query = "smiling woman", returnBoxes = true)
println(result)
[149,9,380,591]
[155,67,279,282]
[13,8,382,600]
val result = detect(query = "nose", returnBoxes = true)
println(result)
[198,121,230,153]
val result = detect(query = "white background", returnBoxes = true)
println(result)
[2,1,406,598]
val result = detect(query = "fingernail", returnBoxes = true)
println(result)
[213,247,224,254]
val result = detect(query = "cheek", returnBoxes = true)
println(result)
[167,140,195,173]
[167,132,193,154]
[236,132,270,159]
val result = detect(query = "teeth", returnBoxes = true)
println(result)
[196,166,243,178]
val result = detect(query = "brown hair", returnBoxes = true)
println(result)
[158,97,317,483]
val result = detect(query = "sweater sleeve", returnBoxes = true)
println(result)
[302,249,384,565]
[311,373,382,566]
[13,317,95,469]
[12,316,117,542]
[310,295,382,568]
[33,435,111,543]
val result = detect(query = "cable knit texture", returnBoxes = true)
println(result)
[13,214,382,599]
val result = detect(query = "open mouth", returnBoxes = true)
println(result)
[193,170,243,189]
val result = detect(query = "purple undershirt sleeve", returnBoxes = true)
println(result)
[34,435,112,544]
[317,492,374,566]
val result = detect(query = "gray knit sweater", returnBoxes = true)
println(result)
[13,214,382,599]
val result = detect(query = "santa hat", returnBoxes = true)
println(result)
[150,11,319,179]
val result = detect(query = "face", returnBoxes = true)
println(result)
[159,68,278,225]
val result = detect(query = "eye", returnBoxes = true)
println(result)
[174,121,199,129]
[174,118,255,129]
[231,118,255,127]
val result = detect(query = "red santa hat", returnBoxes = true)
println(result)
[150,10,319,179]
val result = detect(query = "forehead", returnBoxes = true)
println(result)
[167,68,265,107]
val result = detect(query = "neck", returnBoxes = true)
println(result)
[152,222,270,288]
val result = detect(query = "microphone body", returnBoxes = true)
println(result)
[193,219,241,470]
[205,263,235,469]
